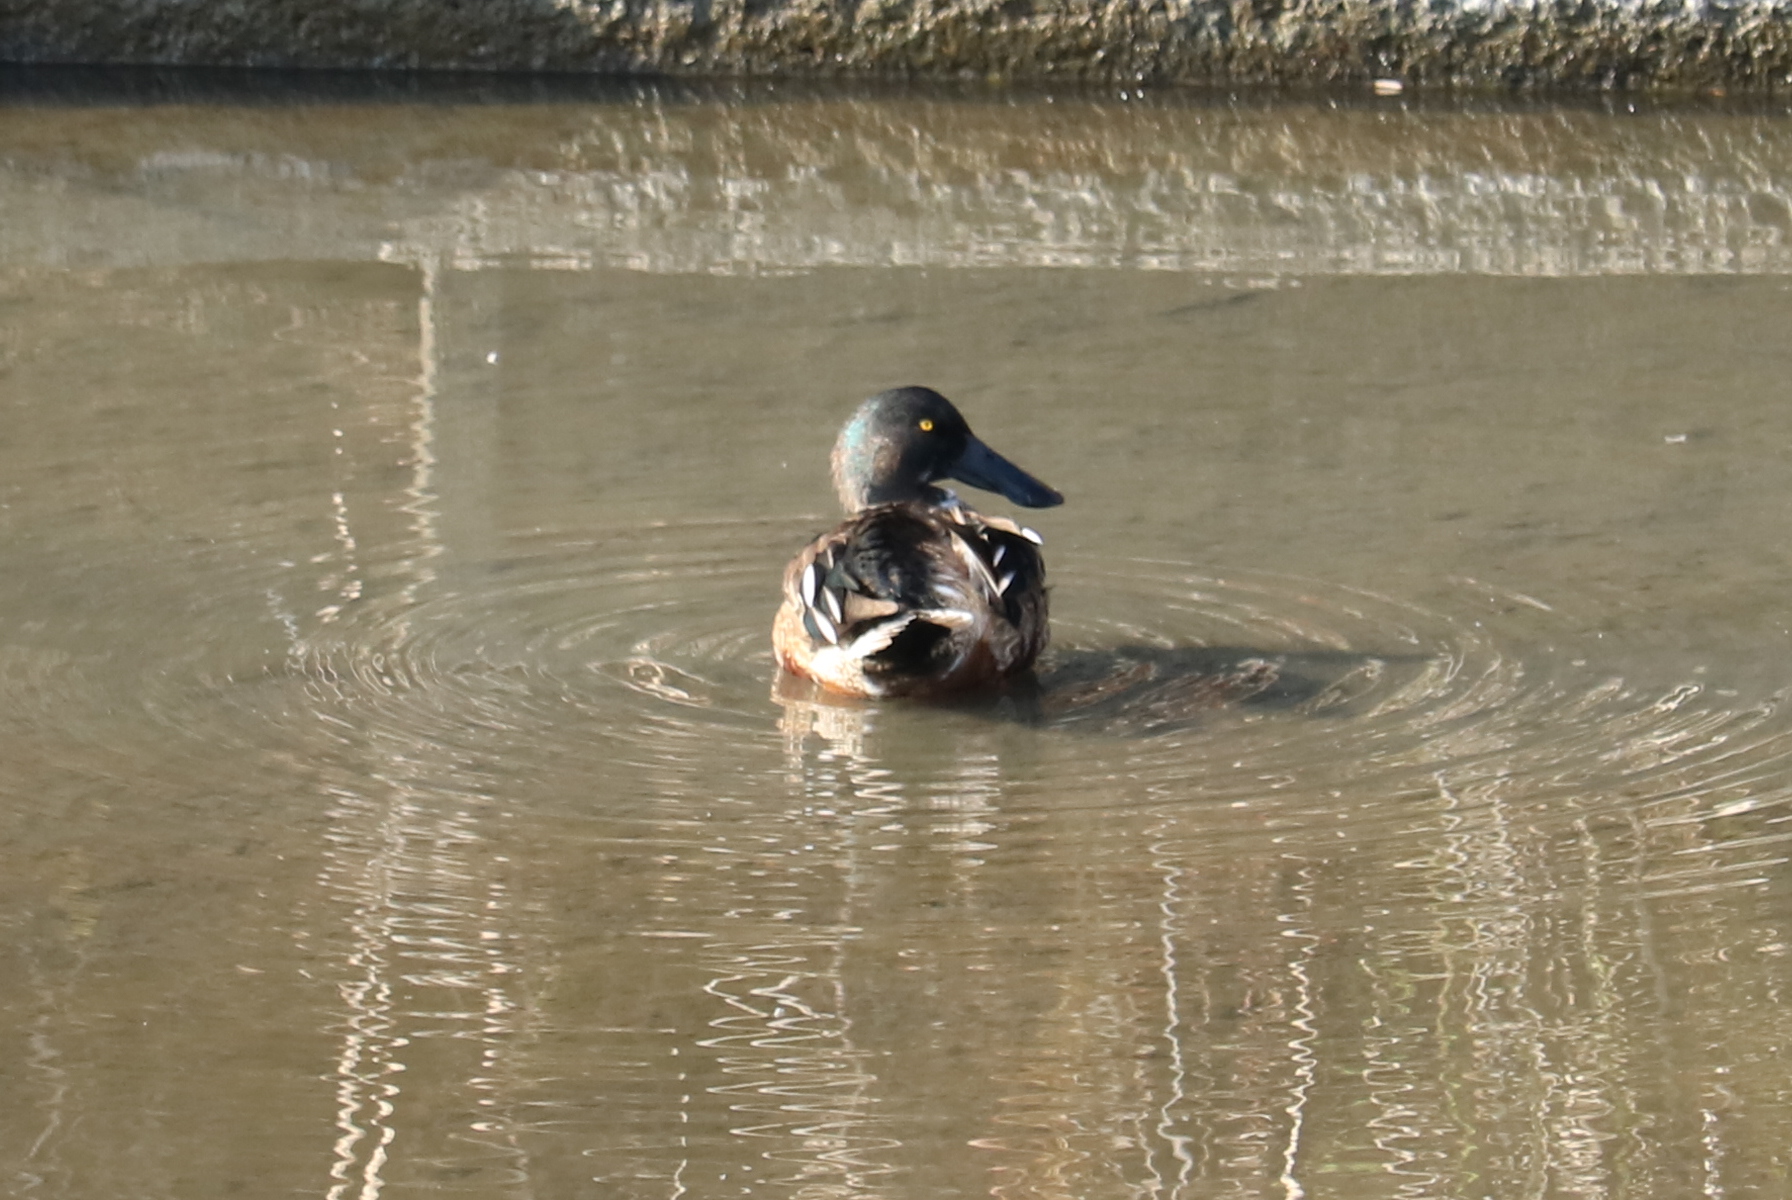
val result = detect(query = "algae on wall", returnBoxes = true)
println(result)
[3,0,1792,91]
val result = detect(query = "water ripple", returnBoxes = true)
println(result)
[32,522,1790,863]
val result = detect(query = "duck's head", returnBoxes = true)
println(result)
[830,386,1064,514]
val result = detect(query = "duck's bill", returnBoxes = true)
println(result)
[951,436,1064,508]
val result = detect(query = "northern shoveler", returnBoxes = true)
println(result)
[773,386,1064,698]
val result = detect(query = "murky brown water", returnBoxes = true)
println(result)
[4,77,1792,1199]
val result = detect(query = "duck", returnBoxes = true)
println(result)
[773,386,1064,698]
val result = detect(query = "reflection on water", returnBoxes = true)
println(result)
[7,80,1792,279]
[3,83,1792,1200]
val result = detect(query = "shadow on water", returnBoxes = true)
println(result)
[838,645,1426,737]
[5,61,1789,116]
[1031,644,1412,732]
[0,63,687,107]
[881,644,1426,737]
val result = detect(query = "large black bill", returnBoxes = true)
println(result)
[950,435,1065,509]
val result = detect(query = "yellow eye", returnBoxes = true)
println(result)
[918,418,934,432]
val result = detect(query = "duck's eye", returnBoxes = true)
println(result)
[918,418,934,432]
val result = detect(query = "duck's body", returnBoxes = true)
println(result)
[774,387,1063,698]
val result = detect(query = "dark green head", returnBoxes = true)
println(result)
[830,386,1064,514]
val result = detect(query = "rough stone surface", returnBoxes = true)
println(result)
[4,0,1792,91]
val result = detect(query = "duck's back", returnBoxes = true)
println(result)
[774,502,1049,697]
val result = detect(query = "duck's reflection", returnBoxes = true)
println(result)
[773,670,877,763]
[762,640,1432,1198]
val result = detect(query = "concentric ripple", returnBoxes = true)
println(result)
[277,522,793,784]
[1033,557,1792,836]
[42,522,1792,848]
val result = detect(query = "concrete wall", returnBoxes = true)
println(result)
[4,0,1792,92]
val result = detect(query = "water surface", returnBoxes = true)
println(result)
[3,80,1792,1199]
